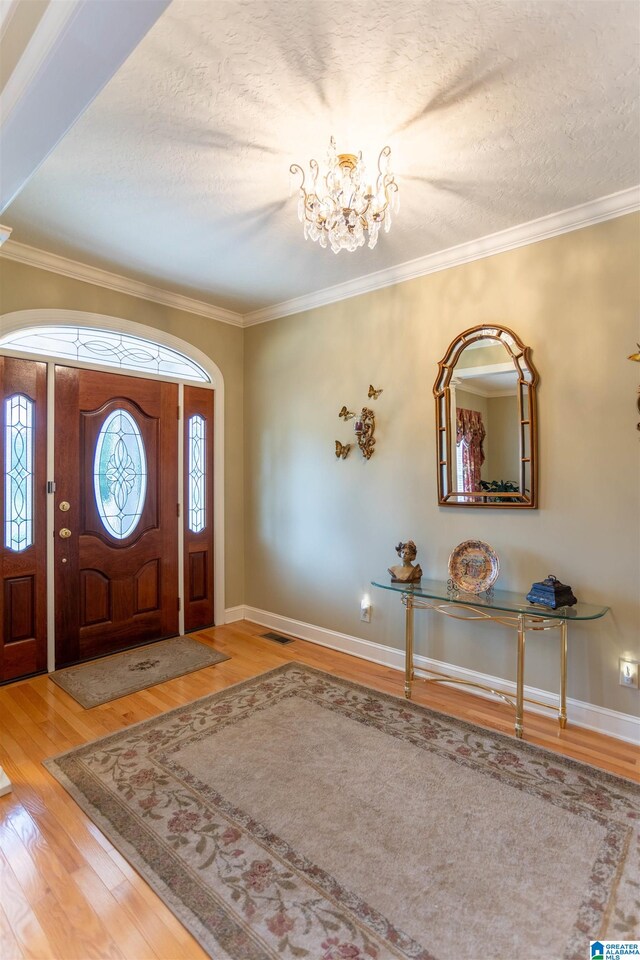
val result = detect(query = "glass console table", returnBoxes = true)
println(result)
[371,578,609,739]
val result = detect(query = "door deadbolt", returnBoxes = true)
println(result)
[59,527,72,539]
[59,501,71,512]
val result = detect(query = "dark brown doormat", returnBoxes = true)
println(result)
[50,637,230,708]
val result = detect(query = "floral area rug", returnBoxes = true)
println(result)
[50,636,229,707]
[44,663,639,959]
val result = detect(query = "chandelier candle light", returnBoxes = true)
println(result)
[290,137,399,253]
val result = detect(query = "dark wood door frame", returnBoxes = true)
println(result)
[1,342,219,678]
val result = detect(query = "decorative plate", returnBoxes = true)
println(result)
[448,540,500,594]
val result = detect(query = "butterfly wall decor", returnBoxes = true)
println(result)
[338,405,355,421]
[336,385,383,459]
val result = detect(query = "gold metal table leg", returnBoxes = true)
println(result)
[559,620,568,729]
[404,595,414,699]
[516,614,525,738]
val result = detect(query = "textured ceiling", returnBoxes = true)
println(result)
[4,0,640,314]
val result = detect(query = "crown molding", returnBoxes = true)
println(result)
[1,186,637,329]
[0,239,244,326]
[242,185,640,326]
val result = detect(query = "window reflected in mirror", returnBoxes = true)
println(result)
[433,326,538,508]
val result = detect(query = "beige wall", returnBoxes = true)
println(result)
[449,390,521,487]
[244,214,640,714]
[0,259,245,607]
[456,343,506,369]
[487,395,519,482]
[2,215,638,714]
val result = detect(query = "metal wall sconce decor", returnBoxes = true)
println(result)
[335,387,383,460]
[628,343,640,431]
[354,407,376,459]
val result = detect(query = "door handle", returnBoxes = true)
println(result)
[59,528,72,539]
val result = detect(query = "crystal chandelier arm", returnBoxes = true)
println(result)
[289,162,306,187]
[373,146,397,216]
[323,163,342,217]
[377,145,392,171]
[354,202,373,226]
[291,161,325,226]
[309,158,320,192]
[380,176,399,211]
[290,164,309,225]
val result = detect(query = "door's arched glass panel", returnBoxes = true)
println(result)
[4,394,34,551]
[94,410,147,539]
[188,415,206,533]
[0,326,210,382]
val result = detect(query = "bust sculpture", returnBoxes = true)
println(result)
[388,540,423,583]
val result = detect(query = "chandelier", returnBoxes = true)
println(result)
[289,137,399,253]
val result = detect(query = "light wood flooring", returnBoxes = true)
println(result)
[1,619,638,959]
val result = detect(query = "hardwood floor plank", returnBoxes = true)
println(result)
[0,821,51,906]
[30,888,125,960]
[0,620,637,960]
[7,803,82,881]
[0,849,51,958]
[2,693,70,758]
[0,900,24,960]
[71,865,159,960]
[110,880,207,960]
[1,810,126,959]
[16,791,120,886]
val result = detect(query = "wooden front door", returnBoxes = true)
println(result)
[54,367,179,667]
[0,356,48,681]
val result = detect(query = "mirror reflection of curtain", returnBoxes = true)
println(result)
[456,408,486,495]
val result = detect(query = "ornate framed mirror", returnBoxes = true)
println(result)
[433,325,539,508]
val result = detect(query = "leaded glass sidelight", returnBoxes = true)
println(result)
[188,415,206,533]
[94,410,147,539]
[4,394,34,551]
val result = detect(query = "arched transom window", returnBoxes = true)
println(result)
[0,326,211,382]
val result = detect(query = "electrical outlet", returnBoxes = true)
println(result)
[619,658,639,688]
[360,598,371,622]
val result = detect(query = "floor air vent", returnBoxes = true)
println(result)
[262,631,295,645]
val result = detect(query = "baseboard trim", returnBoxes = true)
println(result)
[226,605,640,745]
[224,605,246,624]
